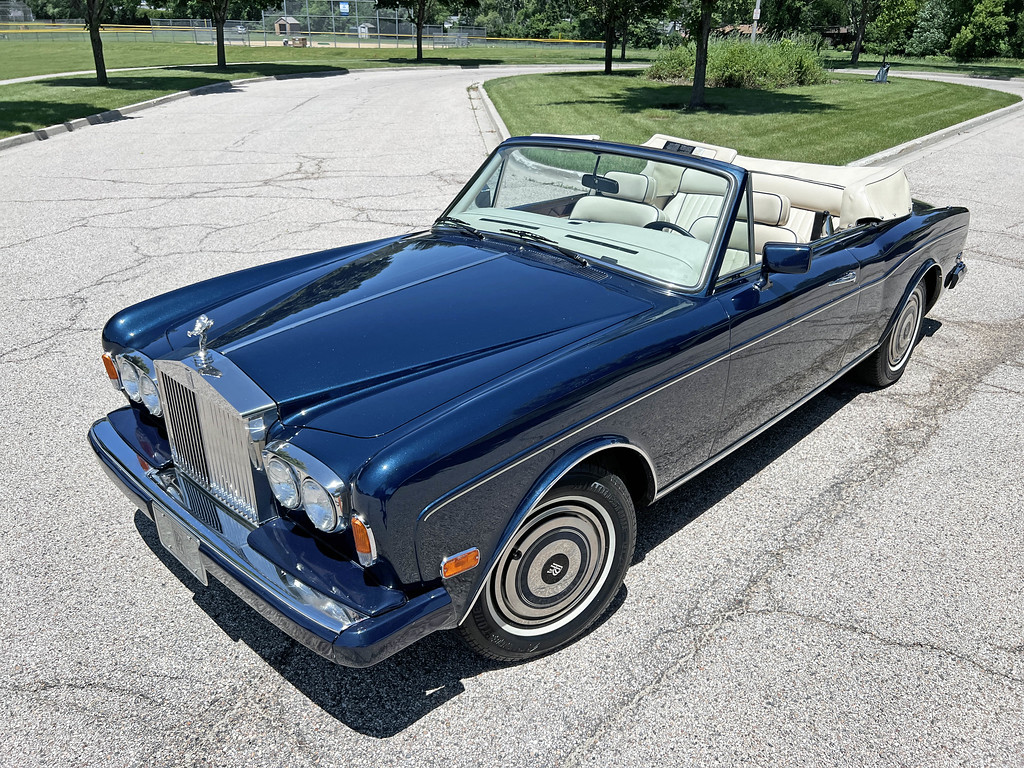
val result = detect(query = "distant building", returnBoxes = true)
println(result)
[274,16,302,35]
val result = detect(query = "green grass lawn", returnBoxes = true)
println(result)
[824,52,1024,80]
[0,39,650,81]
[486,70,1020,165]
[0,39,656,139]
[0,63,357,138]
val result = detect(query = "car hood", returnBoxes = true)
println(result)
[167,235,652,437]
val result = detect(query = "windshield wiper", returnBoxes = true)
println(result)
[432,215,485,239]
[498,228,590,267]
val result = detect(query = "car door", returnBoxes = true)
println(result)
[711,242,862,456]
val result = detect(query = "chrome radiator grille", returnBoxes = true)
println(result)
[159,366,260,524]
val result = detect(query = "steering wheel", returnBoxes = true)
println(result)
[644,221,694,238]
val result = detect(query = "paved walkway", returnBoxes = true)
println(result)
[1,65,1022,767]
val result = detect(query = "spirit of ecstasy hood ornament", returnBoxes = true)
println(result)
[187,314,214,366]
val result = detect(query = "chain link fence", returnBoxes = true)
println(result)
[1,8,602,49]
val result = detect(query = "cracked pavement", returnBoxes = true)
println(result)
[1,66,1022,766]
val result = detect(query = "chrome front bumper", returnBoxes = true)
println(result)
[89,415,454,667]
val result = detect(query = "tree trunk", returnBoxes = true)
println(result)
[604,16,615,74]
[213,0,228,69]
[85,0,108,86]
[689,0,713,109]
[620,26,627,60]
[851,0,869,64]
[416,2,424,61]
[215,23,226,68]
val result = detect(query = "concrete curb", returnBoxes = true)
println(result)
[849,97,1024,167]
[0,69,352,153]
[478,82,511,143]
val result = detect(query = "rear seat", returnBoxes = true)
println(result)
[749,173,841,242]
[691,191,798,273]
[570,171,660,227]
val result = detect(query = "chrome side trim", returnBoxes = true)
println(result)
[653,342,880,500]
[421,286,861,524]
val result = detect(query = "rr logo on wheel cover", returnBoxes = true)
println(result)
[541,553,571,584]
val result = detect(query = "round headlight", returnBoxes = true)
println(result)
[138,374,162,416]
[266,456,300,509]
[301,477,343,532]
[116,358,141,402]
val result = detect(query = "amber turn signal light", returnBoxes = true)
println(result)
[102,352,120,390]
[351,515,377,567]
[440,548,480,579]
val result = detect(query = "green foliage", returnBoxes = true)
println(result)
[1010,10,1024,56]
[868,0,918,57]
[906,0,956,56]
[948,0,1010,60]
[646,37,827,89]
[645,42,696,79]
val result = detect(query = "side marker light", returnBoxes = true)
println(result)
[440,548,481,579]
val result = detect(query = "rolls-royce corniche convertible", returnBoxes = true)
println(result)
[90,134,968,667]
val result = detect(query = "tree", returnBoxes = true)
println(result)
[948,0,1010,59]
[375,0,450,61]
[870,0,918,61]
[906,0,956,56]
[689,0,715,108]
[850,0,874,64]
[206,0,230,69]
[83,0,109,85]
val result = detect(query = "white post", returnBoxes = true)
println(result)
[751,0,761,43]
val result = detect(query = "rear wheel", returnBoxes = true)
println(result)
[459,464,636,662]
[860,278,926,387]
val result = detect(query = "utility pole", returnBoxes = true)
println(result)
[751,0,760,42]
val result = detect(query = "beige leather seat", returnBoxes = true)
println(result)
[661,169,729,230]
[570,171,660,227]
[691,191,799,274]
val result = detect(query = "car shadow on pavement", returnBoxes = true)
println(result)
[133,509,504,736]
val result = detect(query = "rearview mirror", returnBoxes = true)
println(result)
[581,174,620,196]
[762,242,812,274]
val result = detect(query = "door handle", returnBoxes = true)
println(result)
[830,271,857,286]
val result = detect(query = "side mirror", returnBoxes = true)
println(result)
[762,242,812,274]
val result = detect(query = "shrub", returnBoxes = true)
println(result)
[646,38,827,90]
[948,0,1010,61]
[645,44,696,81]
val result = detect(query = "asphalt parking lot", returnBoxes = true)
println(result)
[1,65,1022,766]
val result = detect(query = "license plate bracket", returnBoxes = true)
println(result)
[154,505,208,586]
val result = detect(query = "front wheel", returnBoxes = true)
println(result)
[459,464,636,662]
[860,278,926,387]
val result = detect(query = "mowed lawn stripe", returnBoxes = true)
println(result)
[485,70,1020,165]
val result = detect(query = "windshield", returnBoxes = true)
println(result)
[444,145,733,289]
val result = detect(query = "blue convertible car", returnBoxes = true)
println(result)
[90,134,968,666]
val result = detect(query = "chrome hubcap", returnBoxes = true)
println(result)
[487,496,615,637]
[888,288,922,370]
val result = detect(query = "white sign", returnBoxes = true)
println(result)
[753,8,761,19]
[339,2,349,15]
